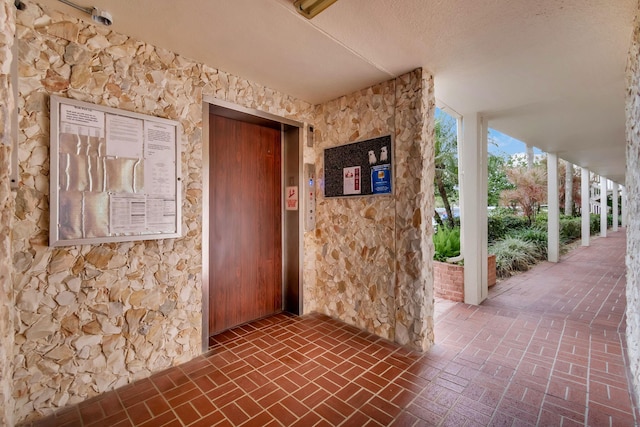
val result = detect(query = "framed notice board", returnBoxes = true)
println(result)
[323,135,393,198]
[49,95,182,246]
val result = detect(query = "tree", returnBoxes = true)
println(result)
[559,161,581,215]
[563,160,573,215]
[488,153,514,206]
[500,166,547,225]
[434,117,458,229]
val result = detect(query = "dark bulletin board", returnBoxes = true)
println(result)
[324,135,393,198]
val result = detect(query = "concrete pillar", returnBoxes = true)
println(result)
[622,185,628,227]
[600,176,607,237]
[613,183,619,232]
[581,167,590,246]
[459,113,488,305]
[564,160,573,215]
[547,153,560,262]
[623,4,640,408]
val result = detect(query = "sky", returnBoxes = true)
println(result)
[488,128,542,156]
[435,108,542,157]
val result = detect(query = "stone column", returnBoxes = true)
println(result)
[581,167,590,246]
[601,176,608,237]
[626,0,640,406]
[459,113,488,305]
[393,69,435,351]
[0,0,15,426]
[547,153,560,263]
[622,185,628,227]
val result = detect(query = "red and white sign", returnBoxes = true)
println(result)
[286,186,299,211]
[343,166,361,195]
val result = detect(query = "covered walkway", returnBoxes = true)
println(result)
[30,230,636,426]
[435,229,635,425]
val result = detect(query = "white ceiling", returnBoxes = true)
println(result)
[34,0,636,183]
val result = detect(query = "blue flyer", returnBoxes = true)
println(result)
[371,164,392,194]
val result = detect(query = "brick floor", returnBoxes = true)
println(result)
[25,229,638,426]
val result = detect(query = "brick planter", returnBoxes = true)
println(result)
[488,253,496,289]
[434,254,497,302]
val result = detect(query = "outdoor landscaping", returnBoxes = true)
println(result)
[432,109,621,301]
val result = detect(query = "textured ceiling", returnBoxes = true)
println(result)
[33,0,636,183]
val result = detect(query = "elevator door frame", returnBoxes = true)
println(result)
[201,97,304,352]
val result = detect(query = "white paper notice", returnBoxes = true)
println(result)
[343,166,361,195]
[60,104,105,138]
[144,122,176,197]
[109,194,147,234]
[146,197,177,233]
[106,114,144,158]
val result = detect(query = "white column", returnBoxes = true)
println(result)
[480,119,488,295]
[459,113,488,305]
[600,175,607,237]
[456,116,464,255]
[581,167,590,246]
[547,153,560,262]
[613,183,619,232]
[622,185,628,227]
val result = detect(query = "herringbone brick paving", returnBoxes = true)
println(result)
[27,230,636,426]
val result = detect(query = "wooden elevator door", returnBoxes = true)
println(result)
[209,114,282,335]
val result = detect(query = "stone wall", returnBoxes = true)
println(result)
[13,1,314,422]
[626,0,640,408]
[0,1,16,425]
[312,69,435,350]
[392,70,435,350]
[11,1,437,422]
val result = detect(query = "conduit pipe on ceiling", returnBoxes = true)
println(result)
[57,0,113,25]
[294,0,338,19]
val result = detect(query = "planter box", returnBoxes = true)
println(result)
[434,254,497,302]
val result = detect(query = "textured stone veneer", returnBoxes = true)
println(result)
[312,69,435,350]
[12,1,314,422]
[9,1,436,422]
[0,1,16,425]
[392,70,435,350]
[626,0,640,408]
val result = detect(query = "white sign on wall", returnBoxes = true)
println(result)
[343,166,361,195]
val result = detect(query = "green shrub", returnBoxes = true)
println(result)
[607,214,621,228]
[588,213,620,234]
[559,217,581,242]
[488,213,529,242]
[590,214,600,235]
[534,212,548,227]
[433,227,461,262]
[491,207,518,217]
[487,216,506,242]
[508,226,548,259]
[489,237,541,278]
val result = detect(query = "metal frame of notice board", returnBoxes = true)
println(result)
[49,95,182,246]
[323,134,394,198]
